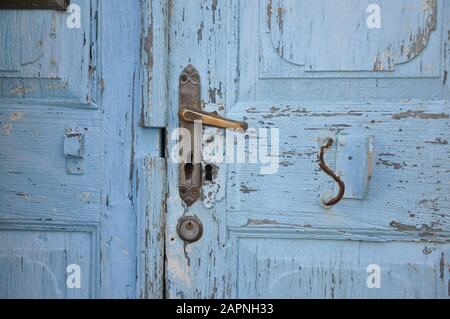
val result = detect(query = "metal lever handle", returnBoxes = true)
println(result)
[318,138,346,207]
[179,108,248,131]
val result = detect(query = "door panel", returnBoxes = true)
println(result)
[0,228,95,298]
[0,0,97,104]
[0,109,101,222]
[234,239,448,298]
[167,0,450,298]
[0,1,145,298]
[0,1,101,299]
[265,0,440,75]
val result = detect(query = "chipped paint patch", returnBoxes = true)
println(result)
[201,164,224,208]
[245,219,278,226]
[377,159,403,170]
[373,54,383,71]
[202,125,226,208]
[392,110,449,120]
[389,221,440,233]
[418,197,441,212]
[11,85,33,96]
[266,0,272,31]
[31,128,40,137]
[16,192,31,201]
[211,0,218,24]
[422,246,435,255]
[240,184,258,194]
[425,138,448,145]
[8,112,24,122]
[375,0,437,70]
[1,124,12,136]
[448,280,450,296]
[244,219,312,228]
[167,249,192,287]
[197,21,204,44]
[279,161,294,167]
[46,81,69,90]
[77,192,92,203]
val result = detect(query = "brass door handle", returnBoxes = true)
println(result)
[179,108,248,131]
[318,138,346,207]
[178,64,248,207]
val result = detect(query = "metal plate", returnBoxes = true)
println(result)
[176,216,203,243]
[335,134,373,199]
[178,65,203,206]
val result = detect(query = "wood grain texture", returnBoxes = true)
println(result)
[98,0,141,298]
[0,224,97,298]
[0,0,103,298]
[140,0,169,128]
[231,237,449,298]
[0,0,97,106]
[0,0,164,299]
[0,108,102,223]
[268,0,438,72]
[166,0,450,299]
[1,0,449,299]
[227,100,449,235]
[136,157,166,298]
[99,0,165,298]
[166,0,232,298]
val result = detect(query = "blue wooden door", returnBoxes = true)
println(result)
[0,1,154,298]
[165,0,450,298]
[1,0,449,299]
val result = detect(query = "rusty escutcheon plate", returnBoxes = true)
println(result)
[177,216,203,243]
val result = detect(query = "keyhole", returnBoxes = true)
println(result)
[184,152,195,180]
[185,221,194,231]
[205,164,213,182]
[184,163,194,179]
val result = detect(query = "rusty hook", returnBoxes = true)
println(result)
[318,138,345,207]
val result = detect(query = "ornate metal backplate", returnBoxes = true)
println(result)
[179,65,202,206]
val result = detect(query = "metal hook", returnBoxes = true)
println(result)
[318,138,345,207]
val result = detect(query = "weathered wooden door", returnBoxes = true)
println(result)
[2,0,449,300]
[165,0,450,298]
[0,1,150,298]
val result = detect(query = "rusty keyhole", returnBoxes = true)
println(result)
[185,221,194,231]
